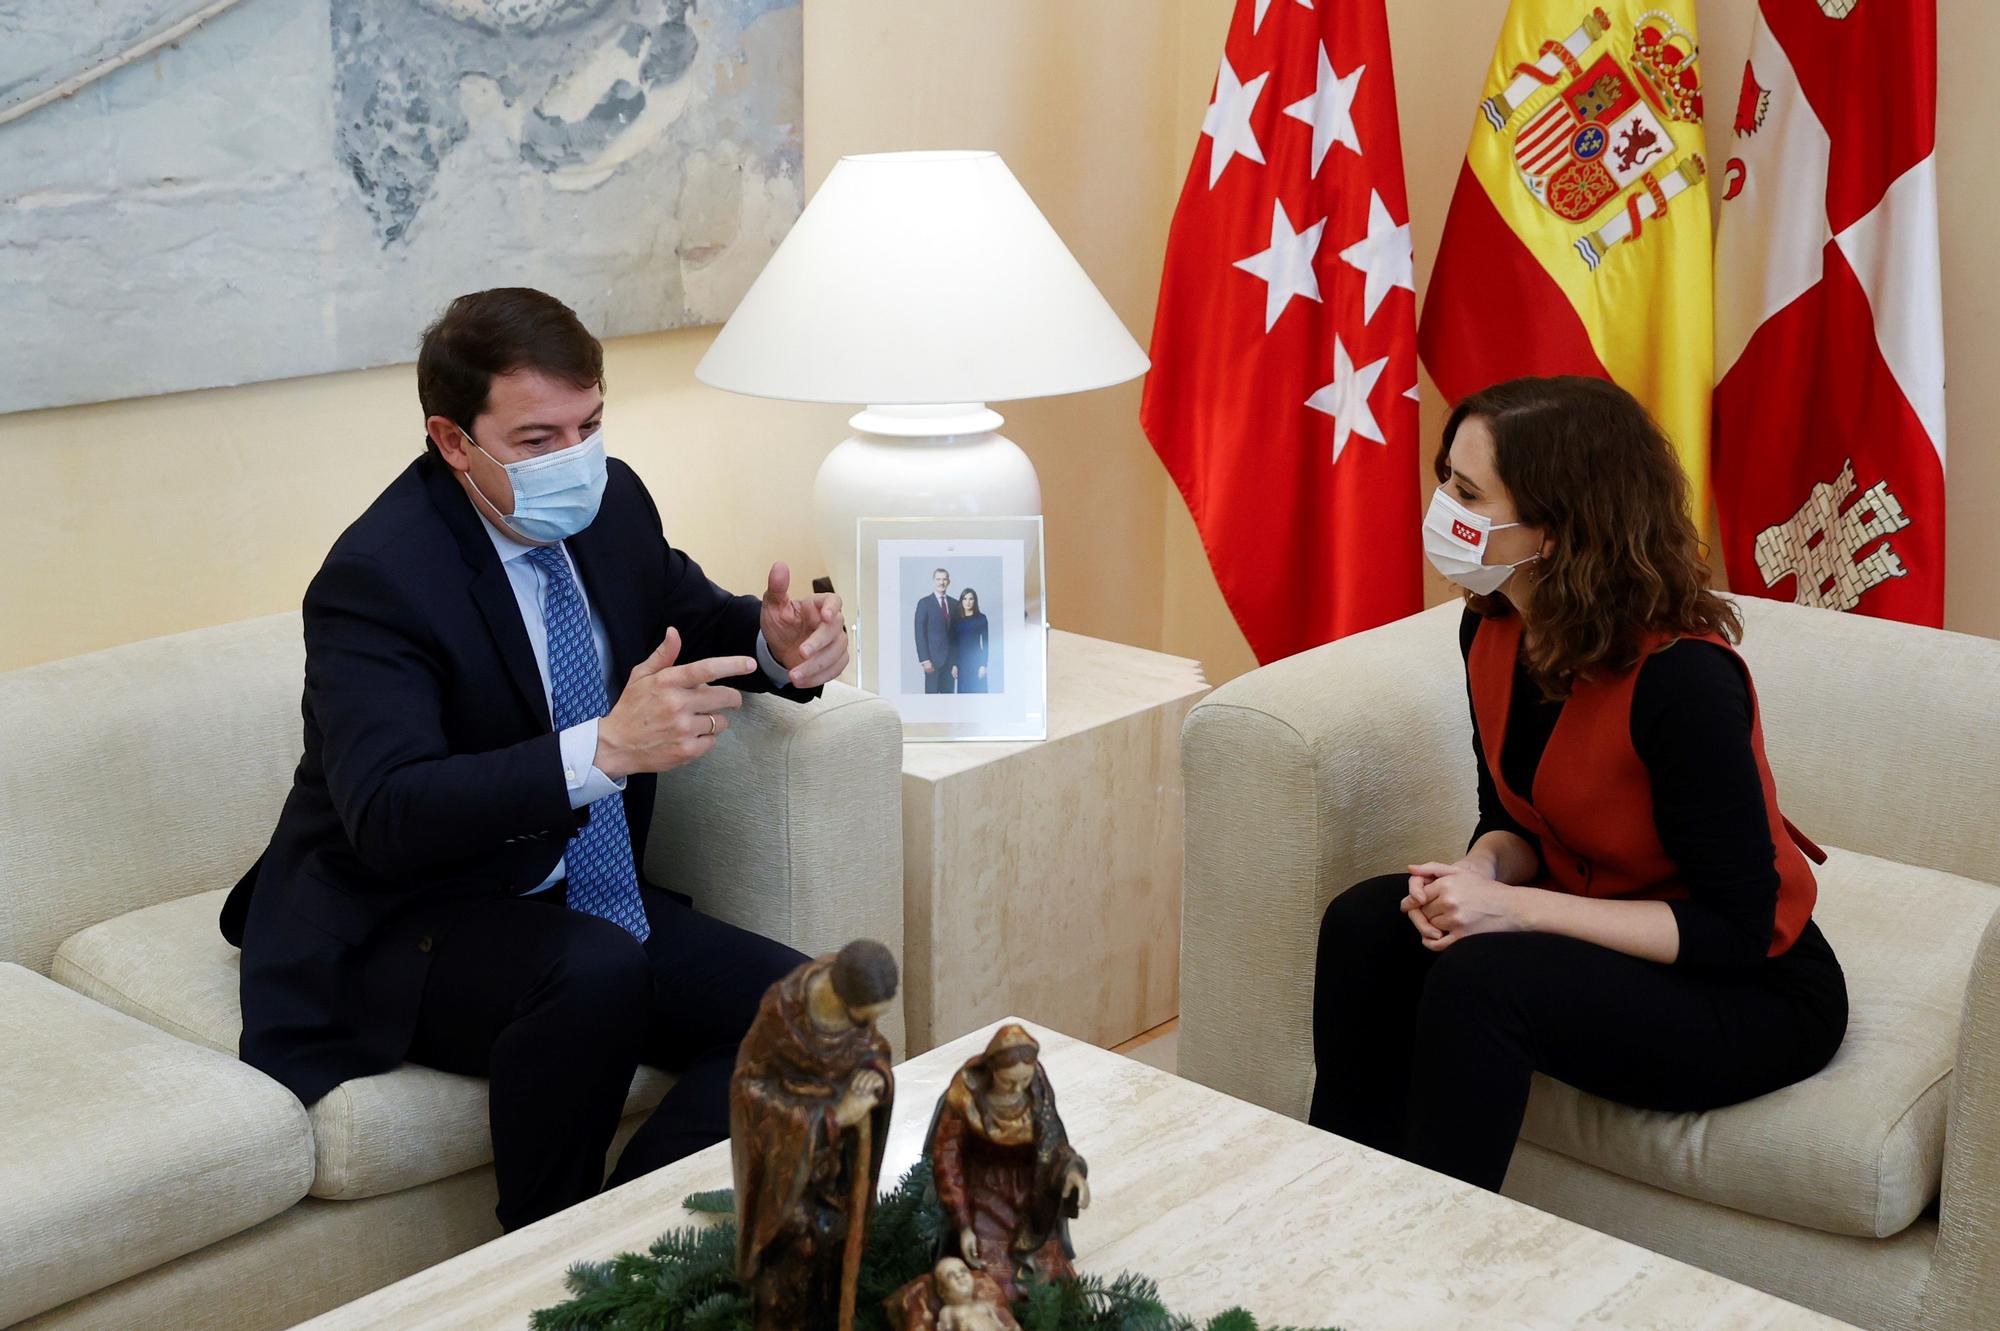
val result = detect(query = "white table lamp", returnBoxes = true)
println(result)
[694,150,1149,590]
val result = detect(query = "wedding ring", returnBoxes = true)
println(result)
[707,714,717,737]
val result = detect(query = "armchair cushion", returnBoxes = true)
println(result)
[52,890,671,1201]
[1520,847,1999,1238]
[645,680,907,1051]
[0,964,315,1326]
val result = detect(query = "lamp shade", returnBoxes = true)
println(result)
[695,150,1149,404]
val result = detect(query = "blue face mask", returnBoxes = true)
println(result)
[466,427,608,544]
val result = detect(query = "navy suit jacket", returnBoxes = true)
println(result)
[220,452,817,1105]
[914,593,956,670]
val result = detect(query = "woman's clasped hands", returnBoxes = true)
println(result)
[1401,858,1525,951]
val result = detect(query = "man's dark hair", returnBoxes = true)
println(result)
[829,939,899,1009]
[415,288,604,455]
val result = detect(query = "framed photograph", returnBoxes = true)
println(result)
[856,516,1048,742]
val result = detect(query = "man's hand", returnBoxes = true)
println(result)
[835,1069,885,1129]
[760,562,849,688]
[593,628,753,780]
[921,660,935,673]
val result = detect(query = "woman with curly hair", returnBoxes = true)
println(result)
[1309,375,1847,1191]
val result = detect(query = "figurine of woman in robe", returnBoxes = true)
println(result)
[927,1023,1090,1303]
[731,940,900,1331]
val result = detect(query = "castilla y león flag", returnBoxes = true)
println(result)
[1711,0,1944,626]
[1141,0,1422,664]
[1419,2,1715,512]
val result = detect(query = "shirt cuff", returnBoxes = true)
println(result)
[559,718,626,809]
[755,630,793,688]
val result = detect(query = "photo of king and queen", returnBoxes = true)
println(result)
[731,943,1087,1331]
[909,563,1000,696]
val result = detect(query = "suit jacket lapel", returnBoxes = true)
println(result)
[566,511,642,686]
[421,456,551,729]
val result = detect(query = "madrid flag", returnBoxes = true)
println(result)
[1141,0,1422,663]
[1712,0,1945,626]
[1420,2,1715,509]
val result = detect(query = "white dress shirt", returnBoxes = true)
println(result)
[476,512,790,892]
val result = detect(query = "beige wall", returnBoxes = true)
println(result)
[2,0,1996,680]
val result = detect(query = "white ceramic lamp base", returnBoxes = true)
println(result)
[812,402,1043,594]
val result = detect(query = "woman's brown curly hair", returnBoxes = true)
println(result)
[1438,375,1739,697]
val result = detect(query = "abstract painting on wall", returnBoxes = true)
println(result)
[0,0,804,413]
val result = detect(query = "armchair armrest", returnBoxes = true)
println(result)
[1178,602,1474,1118]
[1921,905,2000,1331]
[642,681,906,1052]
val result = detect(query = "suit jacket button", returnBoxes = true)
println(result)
[418,935,434,953]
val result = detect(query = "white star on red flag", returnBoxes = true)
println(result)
[1202,56,1269,188]
[1305,334,1388,464]
[1283,40,1364,177]
[1142,0,1422,659]
[1338,189,1414,324]
[1253,0,1314,34]
[1233,199,1327,332]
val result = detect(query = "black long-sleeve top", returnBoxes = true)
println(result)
[1459,608,1823,972]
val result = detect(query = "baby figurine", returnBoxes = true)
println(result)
[934,1257,1020,1331]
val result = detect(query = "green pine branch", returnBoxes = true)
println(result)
[529,1162,1343,1331]
[684,1188,735,1215]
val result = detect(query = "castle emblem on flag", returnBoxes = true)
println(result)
[1753,459,1913,612]
[1484,7,1707,269]
[1734,64,1770,138]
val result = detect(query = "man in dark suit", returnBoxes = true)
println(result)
[914,566,958,693]
[220,288,851,1232]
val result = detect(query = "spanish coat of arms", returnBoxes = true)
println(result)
[1482,7,1708,270]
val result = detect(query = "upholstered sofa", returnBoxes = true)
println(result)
[0,612,904,1330]
[1177,596,2000,1331]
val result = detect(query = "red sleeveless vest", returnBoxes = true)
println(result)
[1467,612,1822,957]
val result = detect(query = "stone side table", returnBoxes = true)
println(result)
[899,630,1208,1053]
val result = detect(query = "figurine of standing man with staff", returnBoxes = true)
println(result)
[731,940,899,1331]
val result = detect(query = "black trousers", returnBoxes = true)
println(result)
[406,880,807,1231]
[1310,873,1847,1192]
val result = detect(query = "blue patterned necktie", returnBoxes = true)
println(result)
[525,545,650,942]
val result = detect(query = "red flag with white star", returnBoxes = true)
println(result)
[1711,0,1945,625]
[1141,0,1422,664]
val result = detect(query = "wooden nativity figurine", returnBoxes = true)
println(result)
[927,1023,1090,1304]
[730,939,900,1331]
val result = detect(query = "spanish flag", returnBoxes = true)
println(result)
[1419,2,1713,511]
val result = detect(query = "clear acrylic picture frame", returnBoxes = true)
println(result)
[855,515,1048,742]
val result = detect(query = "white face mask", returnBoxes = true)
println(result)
[1423,487,1538,596]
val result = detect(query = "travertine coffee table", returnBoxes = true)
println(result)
[296,1022,1853,1330]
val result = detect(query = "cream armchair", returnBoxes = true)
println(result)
[1178,596,2000,1331]
[0,611,904,1331]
